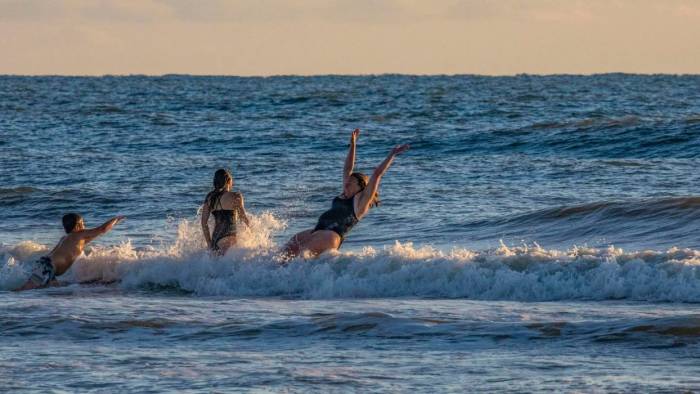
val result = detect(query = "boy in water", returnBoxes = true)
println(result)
[16,213,125,291]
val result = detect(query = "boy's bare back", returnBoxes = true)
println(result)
[49,232,93,276]
[16,215,124,291]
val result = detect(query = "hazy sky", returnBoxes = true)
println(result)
[2,0,700,76]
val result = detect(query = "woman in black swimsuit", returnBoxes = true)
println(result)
[201,169,250,254]
[283,129,409,258]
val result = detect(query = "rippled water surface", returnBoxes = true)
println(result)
[3,291,700,392]
[2,74,700,391]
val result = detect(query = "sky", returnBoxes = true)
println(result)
[1,0,699,76]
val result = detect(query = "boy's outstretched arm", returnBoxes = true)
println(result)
[80,216,125,242]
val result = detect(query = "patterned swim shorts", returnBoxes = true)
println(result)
[28,256,56,287]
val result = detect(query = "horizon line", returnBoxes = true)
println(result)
[2,72,700,78]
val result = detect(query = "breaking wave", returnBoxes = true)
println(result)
[2,212,700,301]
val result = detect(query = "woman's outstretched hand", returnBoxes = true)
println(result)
[350,128,360,143]
[390,144,410,156]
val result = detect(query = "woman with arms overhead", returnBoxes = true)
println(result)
[283,128,409,258]
[201,169,250,255]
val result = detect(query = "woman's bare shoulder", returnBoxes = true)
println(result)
[222,191,243,205]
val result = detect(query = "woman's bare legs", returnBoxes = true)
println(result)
[282,229,313,258]
[282,229,341,259]
[304,230,341,256]
[215,235,238,256]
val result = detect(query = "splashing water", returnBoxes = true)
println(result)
[3,211,700,302]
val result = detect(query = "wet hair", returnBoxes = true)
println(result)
[205,169,233,210]
[350,172,380,208]
[62,213,82,233]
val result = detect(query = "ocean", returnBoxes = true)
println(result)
[1,74,700,392]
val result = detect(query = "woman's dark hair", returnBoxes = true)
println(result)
[205,169,233,210]
[62,213,82,233]
[351,172,380,208]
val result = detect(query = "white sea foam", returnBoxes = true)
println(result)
[2,212,700,301]
[0,241,49,290]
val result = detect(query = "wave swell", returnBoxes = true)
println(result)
[466,196,700,249]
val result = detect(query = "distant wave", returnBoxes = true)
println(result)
[77,105,127,115]
[0,186,39,196]
[465,114,700,158]
[464,196,700,249]
[2,212,700,301]
[528,115,642,131]
[492,196,700,222]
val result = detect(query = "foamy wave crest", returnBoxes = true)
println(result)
[0,212,286,291]
[0,241,49,290]
[3,212,700,301]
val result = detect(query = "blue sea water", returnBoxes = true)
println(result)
[2,74,700,392]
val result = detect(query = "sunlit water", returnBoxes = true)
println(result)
[2,74,700,391]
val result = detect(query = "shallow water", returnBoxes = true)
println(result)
[2,74,700,391]
[3,291,700,392]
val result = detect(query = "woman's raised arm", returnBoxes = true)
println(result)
[355,144,410,218]
[343,129,360,184]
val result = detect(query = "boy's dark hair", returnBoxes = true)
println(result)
[62,213,82,233]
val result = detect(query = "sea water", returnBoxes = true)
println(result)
[2,74,700,392]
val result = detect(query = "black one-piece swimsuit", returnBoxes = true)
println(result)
[313,195,359,243]
[211,196,237,251]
